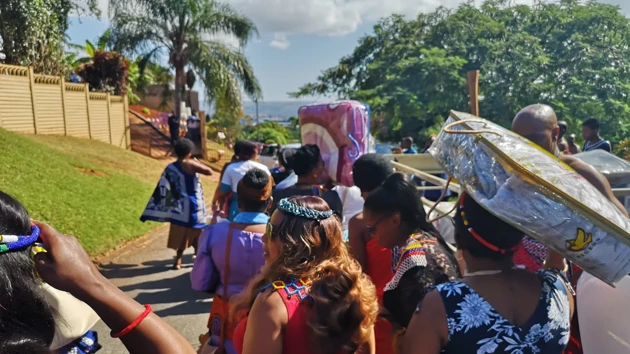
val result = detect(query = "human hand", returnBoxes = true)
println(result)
[32,221,105,299]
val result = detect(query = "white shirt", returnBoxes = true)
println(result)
[333,186,364,231]
[221,160,271,193]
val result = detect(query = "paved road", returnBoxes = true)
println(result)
[91,226,211,353]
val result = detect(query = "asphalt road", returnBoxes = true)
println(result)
[91,225,211,353]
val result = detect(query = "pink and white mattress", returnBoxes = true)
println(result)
[299,101,370,186]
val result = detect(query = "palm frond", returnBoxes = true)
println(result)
[196,1,259,45]
[97,29,112,51]
[85,41,96,58]
[188,38,262,104]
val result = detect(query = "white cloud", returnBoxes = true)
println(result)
[98,0,630,49]
[269,33,290,50]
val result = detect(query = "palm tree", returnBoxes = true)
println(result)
[68,29,114,67]
[109,0,262,118]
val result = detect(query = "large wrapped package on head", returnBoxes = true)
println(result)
[429,111,630,285]
[299,101,370,186]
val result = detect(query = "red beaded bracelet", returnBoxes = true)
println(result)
[111,304,153,338]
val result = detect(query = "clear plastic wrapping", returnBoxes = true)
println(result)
[429,111,630,285]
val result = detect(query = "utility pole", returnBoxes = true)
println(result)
[255,98,260,142]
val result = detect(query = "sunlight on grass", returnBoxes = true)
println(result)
[0,130,216,256]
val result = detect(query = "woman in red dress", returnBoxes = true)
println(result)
[231,196,379,354]
[348,154,396,354]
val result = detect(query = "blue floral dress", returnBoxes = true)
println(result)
[434,269,571,354]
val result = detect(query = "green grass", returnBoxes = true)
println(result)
[0,130,216,256]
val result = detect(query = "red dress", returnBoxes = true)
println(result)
[365,238,394,354]
[233,279,316,354]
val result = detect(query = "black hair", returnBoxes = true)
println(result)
[237,168,271,212]
[174,138,194,158]
[364,173,456,259]
[558,121,568,139]
[279,149,297,170]
[582,118,600,130]
[402,137,413,144]
[0,192,56,353]
[454,193,524,261]
[237,140,258,161]
[352,154,393,193]
[293,144,321,177]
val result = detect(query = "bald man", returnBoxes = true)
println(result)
[512,104,628,216]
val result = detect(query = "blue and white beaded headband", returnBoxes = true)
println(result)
[278,198,333,221]
[0,225,41,253]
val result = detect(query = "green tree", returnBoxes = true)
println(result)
[0,0,99,74]
[243,121,290,144]
[110,0,262,119]
[292,0,630,143]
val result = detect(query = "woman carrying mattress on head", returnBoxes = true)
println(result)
[401,192,573,354]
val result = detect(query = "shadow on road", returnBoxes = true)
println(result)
[113,269,211,318]
[99,255,196,279]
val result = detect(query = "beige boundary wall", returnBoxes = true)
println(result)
[0,63,130,148]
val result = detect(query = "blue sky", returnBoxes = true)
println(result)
[67,0,629,105]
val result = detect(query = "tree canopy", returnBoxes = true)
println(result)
[292,0,630,144]
[0,0,99,74]
[110,0,262,118]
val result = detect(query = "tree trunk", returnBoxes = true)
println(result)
[174,62,185,119]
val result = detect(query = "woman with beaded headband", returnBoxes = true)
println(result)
[401,192,573,354]
[362,173,460,352]
[231,196,378,354]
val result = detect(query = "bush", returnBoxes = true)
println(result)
[78,50,130,95]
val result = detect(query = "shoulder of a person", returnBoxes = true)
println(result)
[349,212,364,224]
[253,161,271,174]
[250,287,287,322]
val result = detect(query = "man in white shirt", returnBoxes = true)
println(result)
[214,141,271,221]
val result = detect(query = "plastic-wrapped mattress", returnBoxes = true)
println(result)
[429,111,630,285]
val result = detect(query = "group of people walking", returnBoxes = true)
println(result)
[0,104,626,354]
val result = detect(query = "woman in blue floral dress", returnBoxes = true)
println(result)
[401,193,574,354]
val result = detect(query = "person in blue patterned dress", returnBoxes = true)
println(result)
[401,192,574,354]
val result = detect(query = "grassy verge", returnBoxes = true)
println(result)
[0,129,216,256]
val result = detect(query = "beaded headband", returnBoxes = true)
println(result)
[0,225,41,253]
[458,194,517,254]
[278,198,333,221]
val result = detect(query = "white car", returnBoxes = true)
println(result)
[259,143,301,170]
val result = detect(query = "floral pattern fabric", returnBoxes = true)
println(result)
[435,269,571,354]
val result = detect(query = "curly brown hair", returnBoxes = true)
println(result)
[232,196,378,353]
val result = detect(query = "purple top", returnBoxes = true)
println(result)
[191,220,266,298]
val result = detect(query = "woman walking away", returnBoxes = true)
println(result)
[363,173,460,352]
[231,196,379,354]
[402,192,573,354]
[141,138,213,270]
[192,168,272,354]
[215,141,271,221]
[0,190,197,354]
[349,154,395,354]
